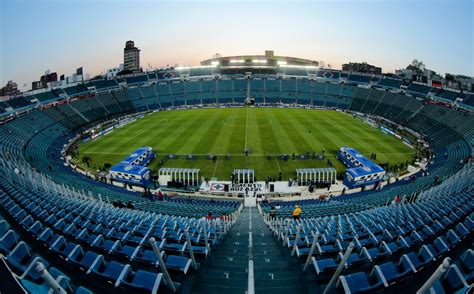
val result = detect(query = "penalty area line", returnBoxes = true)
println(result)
[212,159,219,177]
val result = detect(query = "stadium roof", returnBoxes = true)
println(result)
[200,50,319,67]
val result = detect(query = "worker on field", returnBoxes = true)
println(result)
[292,205,302,220]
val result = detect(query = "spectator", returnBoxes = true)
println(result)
[157,190,164,201]
[292,205,302,220]
[127,201,134,209]
[269,206,277,219]
[206,212,213,220]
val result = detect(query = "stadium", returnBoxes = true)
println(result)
[0,2,473,294]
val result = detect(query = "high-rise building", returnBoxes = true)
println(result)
[33,72,58,90]
[1,80,19,96]
[342,62,382,75]
[123,40,140,72]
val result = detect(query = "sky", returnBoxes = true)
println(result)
[0,0,473,91]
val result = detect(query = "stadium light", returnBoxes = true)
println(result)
[230,59,245,63]
[252,59,267,64]
[277,61,287,65]
[175,65,216,70]
[278,64,319,69]
[211,61,219,66]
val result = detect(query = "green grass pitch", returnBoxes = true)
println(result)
[75,108,415,181]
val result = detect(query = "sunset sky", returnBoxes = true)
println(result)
[0,0,472,90]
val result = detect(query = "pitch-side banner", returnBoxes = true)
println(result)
[229,182,265,193]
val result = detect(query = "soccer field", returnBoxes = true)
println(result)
[75,108,415,181]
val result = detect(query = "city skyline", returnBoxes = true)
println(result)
[0,0,473,91]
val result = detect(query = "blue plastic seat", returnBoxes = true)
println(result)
[381,239,406,255]
[444,230,460,248]
[121,270,163,294]
[89,259,131,286]
[53,218,67,231]
[7,242,48,282]
[342,251,369,268]
[0,220,10,236]
[20,215,34,229]
[90,235,119,254]
[402,246,434,272]
[50,237,80,261]
[362,245,390,262]
[312,256,337,275]
[438,264,470,293]
[111,242,138,260]
[317,241,340,255]
[68,248,102,273]
[457,249,474,283]
[160,239,187,254]
[463,217,473,231]
[165,254,192,274]
[21,266,71,294]
[28,221,44,238]
[338,268,384,293]
[0,230,20,255]
[428,238,449,257]
[454,223,469,240]
[191,245,209,257]
[376,259,413,286]
[134,247,163,266]
[37,228,61,249]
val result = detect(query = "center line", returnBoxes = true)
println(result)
[244,107,249,151]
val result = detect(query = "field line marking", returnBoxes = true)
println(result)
[212,159,219,177]
[244,107,249,151]
[274,157,281,172]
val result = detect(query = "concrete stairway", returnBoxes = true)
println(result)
[191,207,319,293]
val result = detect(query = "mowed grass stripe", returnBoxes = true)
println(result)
[224,109,246,154]
[256,109,282,154]
[157,110,210,152]
[210,109,238,154]
[280,109,326,153]
[190,110,229,154]
[295,111,341,153]
[264,108,298,153]
[246,108,265,154]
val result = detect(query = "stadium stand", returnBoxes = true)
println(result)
[377,78,402,89]
[0,70,473,293]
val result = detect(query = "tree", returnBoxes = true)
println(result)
[411,59,425,71]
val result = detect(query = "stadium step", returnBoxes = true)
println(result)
[250,207,319,293]
[191,207,319,293]
[191,208,250,293]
